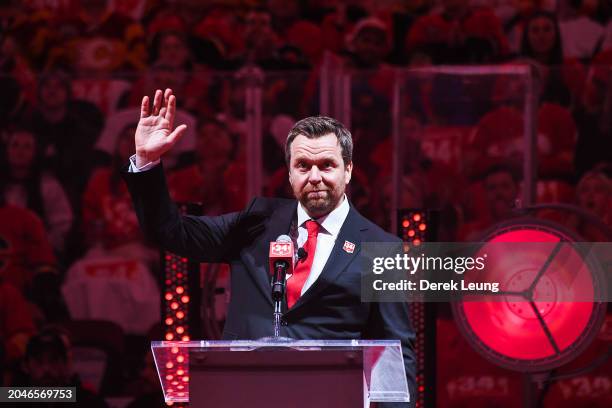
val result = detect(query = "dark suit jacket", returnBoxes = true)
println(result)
[122,163,416,407]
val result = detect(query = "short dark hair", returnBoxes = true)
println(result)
[285,116,353,166]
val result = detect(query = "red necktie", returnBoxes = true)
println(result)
[287,220,319,308]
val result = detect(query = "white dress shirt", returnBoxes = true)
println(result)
[129,155,159,172]
[293,194,350,295]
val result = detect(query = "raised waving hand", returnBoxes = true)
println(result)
[134,88,187,168]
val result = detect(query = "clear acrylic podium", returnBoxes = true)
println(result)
[152,339,410,407]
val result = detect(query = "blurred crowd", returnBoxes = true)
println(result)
[1,0,612,406]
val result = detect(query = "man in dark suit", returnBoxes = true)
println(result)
[122,88,416,406]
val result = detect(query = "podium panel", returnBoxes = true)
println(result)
[190,349,362,407]
[151,339,409,405]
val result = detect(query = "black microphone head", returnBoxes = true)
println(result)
[297,247,308,260]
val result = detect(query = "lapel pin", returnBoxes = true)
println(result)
[343,240,356,254]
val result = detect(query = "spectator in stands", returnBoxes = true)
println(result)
[0,199,56,292]
[0,126,73,254]
[467,101,577,181]
[47,0,145,73]
[0,33,37,106]
[267,0,302,36]
[130,31,208,115]
[343,18,395,169]
[406,0,509,64]
[503,0,546,54]
[28,71,104,205]
[575,49,612,174]
[167,119,243,214]
[0,196,66,325]
[560,0,605,61]
[567,168,612,240]
[150,30,192,71]
[82,123,155,265]
[519,10,586,107]
[345,17,391,69]
[0,75,27,125]
[5,2,61,71]
[191,4,244,64]
[18,328,109,407]
[242,7,281,65]
[314,1,369,56]
[0,281,36,367]
[458,163,520,241]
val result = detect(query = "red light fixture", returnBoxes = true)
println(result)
[452,219,607,372]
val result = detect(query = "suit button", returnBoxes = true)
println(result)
[281,319,288,326]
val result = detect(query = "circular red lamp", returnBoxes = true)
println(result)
[452,219,607,372]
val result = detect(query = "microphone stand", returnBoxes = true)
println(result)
[271,260,288,338]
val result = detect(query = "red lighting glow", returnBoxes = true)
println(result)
[459,227,599,366]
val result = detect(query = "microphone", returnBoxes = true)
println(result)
[269,235,294,302]
[297,247,308,262]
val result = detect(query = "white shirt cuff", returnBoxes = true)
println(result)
[128,154,161,172]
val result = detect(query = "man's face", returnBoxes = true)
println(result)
[40,78,68,110]
[158,34,189,69]
[7,131,35,170]
[288,133,352,218]
[484,171,518,220]
[353,28,387,66]
[578,176,610,218]
[528,17,556,56]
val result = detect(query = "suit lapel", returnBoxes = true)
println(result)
[240,199,297,306]
[287,206,368,312]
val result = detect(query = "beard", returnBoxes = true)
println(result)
[298,189,341,218]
